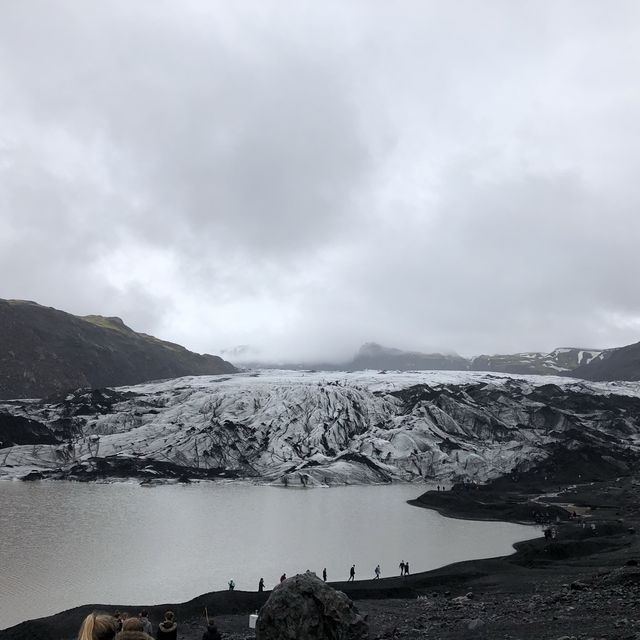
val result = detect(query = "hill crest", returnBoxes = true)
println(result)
[0,299,236,400]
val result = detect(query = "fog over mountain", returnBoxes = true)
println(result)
[2,1,640,362]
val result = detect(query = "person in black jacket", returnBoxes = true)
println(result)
[258,577,265,592]
[202,621,222,640]
[156,611,177,640]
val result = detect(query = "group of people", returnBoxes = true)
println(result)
[249,561,411,590]
[76,609,221,640]
[76,560,416,640]
[350,560,411,580]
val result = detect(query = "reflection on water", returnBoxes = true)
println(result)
[0,481,533,629]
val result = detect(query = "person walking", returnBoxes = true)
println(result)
[348,565,355,582]
[399,560,405,576]
[228,579,235,591]
[258,577,265,592]
[374,564,381,579]
[322,567,327,582]
[405,561,410,575]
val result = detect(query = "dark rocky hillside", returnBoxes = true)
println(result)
[0,299,237,400]
[470,347,601,376]
[571,341,640,381]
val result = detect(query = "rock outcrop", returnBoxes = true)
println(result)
[256,572,368,640]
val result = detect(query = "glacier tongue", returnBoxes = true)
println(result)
[1,370,640,484]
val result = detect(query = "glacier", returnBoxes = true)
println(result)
[1,369,640,484]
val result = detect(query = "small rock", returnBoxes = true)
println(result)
[467,618,484,631]
[570,581,588,591]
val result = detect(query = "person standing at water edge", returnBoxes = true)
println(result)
[348,564,355,581]
[322,567,327,582]
[258,577,264,592]
[375,564,381,579]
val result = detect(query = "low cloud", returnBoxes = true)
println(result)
[1,1,640,362]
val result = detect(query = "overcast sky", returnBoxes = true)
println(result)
[2,1,640,362]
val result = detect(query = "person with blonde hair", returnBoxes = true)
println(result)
[77,612,117,640]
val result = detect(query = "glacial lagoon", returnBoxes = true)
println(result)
[0,481,535,629]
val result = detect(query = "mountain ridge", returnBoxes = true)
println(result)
[230,341,614,378]
[0,299,237,400]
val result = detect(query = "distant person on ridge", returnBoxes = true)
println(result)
[399,560,405,576]
[258,577,265,592]
[156,611,177,640]
[348,564,355,581]
[375,564,381,579]
[280,573,287,583]
[322,567,327,582]
[77,612,117,640]
[228,579,235,591]
[405,561,410,575]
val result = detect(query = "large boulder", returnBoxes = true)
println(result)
[255,572,369,640]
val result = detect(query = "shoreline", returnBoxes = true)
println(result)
[3,473,639,640]
[0,483,533,637]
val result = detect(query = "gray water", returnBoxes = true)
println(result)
[0,481,534,630]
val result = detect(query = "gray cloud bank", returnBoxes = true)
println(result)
[1,1,640,362]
